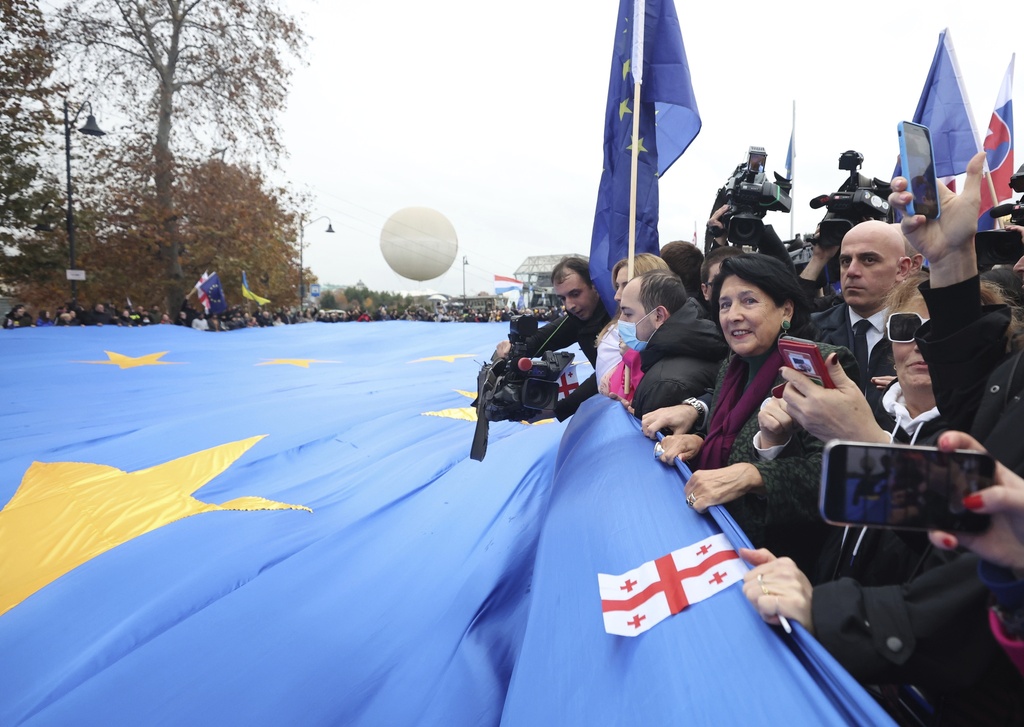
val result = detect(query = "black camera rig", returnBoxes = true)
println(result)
[809,151,892,248]
[470,314,576,461]
[976,163,1024,268]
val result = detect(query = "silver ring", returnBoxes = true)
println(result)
[654,442,664,458]
[686,491,697,507]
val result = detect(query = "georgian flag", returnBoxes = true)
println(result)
[556,366,579,401]
[194,271,211,313]
[598,533,747,637]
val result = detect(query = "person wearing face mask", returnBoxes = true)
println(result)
[594,253,670,390]
[616,270,728,418]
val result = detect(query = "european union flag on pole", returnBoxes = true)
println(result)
[907,28,981,179]
[979,55,1015,232]
[589,0,701,314]
[199,272,228,314]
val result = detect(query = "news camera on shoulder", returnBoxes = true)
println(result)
[711,145,793,248]
[977,162,1024,269]
[809,150,892,249]
[470,314,575,461]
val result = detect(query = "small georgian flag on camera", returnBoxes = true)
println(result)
[556,366,578,400]
[598,533,747,637]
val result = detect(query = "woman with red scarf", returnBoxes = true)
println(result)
[661,254,858,572]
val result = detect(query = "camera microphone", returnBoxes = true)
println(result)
[517,357,533,372]
[990,202,1018,219]
[809,195,831,210]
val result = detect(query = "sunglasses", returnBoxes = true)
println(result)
[886,312,929,343]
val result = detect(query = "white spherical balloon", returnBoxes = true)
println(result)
[379,207,458,281]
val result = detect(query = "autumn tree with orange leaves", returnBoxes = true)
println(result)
[51,0,307,311]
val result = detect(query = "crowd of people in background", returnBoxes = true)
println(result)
[3,299,564,330]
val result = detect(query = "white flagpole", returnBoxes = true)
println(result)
[790,100,796,240]
[627,0,645,279]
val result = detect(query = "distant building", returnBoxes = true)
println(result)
[514,254,585,309]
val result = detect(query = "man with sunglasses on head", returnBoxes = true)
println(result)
[811,220,914,410]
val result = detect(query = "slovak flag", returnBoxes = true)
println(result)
[556,366,579,401]
[598,533,747,637]
[980,55,1015,232]
[494,275,525,295]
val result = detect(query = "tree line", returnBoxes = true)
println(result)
[1,0,311,313]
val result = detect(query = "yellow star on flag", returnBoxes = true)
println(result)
[0,436,310,616]
[256,359,338,368]
[627,137,648,153]
[78,351,183,369]
[409,354,478,364]
[622,58,630,80]
[420,390,557,425]
[619,98,632,121]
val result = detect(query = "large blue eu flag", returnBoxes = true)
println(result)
[589,0,701,313]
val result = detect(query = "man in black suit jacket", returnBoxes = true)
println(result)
[811,220,914,410]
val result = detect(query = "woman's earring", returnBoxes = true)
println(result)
[781,319,791,332]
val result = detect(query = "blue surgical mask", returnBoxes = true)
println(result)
[618,310,655,351]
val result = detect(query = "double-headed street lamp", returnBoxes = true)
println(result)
[63,99,106,306]
[299,216,334,309]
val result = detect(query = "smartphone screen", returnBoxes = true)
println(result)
[898,121,940,219]
[821,441,993,533]
[778,336,834,389]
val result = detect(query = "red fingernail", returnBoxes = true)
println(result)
[942,536,957,549]
[962,493,984,510]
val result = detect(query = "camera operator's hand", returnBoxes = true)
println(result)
[641,404,699,439]
[889,150,986,288]
[707,204,730,247]
[799,238,840,285]
[929,430,1024,578]
[494,340,512,359]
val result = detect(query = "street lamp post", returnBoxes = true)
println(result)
[298,216,334,309]
[63,99,105,306]
[462,255,468,303]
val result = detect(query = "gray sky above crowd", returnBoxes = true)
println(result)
[274,0,1018,297]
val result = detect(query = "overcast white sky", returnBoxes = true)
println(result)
[275,0,1019,297]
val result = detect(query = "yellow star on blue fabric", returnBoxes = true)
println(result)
[78,351,184,369]
[409,354,477,364]
[256,359,339,368]
[627,137,648,153]
[0,436,309,616]
[619,98,632,121]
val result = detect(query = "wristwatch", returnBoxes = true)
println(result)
[683,397,708,429]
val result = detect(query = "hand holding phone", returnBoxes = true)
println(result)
[821,440,994,533]
[897,121,941,219]
[775,336,835,396]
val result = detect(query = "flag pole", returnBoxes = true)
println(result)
[790,100,796,240]
[626,0,646,279]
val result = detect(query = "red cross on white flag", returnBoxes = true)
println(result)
[597,533,747,637]
[556,366,579,400]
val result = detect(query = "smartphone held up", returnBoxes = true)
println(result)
[821,440,994,533]
[897,121,941,219]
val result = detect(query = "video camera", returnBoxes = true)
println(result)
[976,163,1024,268]
[470,314,576,461]
[716,146,793,247]
[809,151,892,248]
